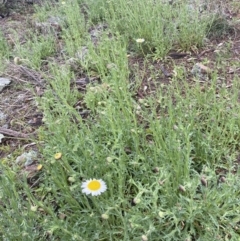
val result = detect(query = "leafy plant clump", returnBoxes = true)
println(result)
[0,0,240,240]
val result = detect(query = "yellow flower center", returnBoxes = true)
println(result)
[54,152,62,160]
[87,180,101,191]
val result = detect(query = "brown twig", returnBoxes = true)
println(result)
[168,52,188,59]
[75,76,99,85]
[19,66,45,87]
[0,70,28,84]
[198,48,215,58]
[0,127,29,139]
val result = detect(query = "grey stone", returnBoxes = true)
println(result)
[191,63,211,80]
[0,111,6,121]
[15,151,38,166]
[0,77,11,92]
[0,133,4,143]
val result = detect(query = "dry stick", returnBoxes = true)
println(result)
[19,66,45,87]
[75,76,99,85]
[30,177,41,189]
[0,70,28,84]
[0,127,29,139]
[197,48,215,59]
[168,52,188,59]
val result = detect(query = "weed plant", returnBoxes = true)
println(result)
[0,0,240,240]
[86,0,213,56]
[13,34,56,70]
[0,30,9,71]
[0,30,9,57]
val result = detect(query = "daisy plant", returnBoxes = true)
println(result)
[81,179,107,196]
[135,38,146,56]
[136,38,145,43]
[2,0,240,240]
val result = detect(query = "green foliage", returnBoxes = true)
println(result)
[206,14,236,39]
[0,30,9,71]
[1,0,240,240]
[36,65,240,240]
[14,34,56,69]
[86,0,214,55]
[60,0,87,56]
[0,30,9,57]
[0,30,9,72]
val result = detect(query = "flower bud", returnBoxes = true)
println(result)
[14,57,22,65]
[179,185,186,192]
[158,211,165,218]
[152,167,160,173]
[68,176,75,182]
[141,235,148,241]
[101,213,109,220]
[133,198,141,204]
[106,157,113,163]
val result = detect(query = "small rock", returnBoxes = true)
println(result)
[0,111,6,122]
[0,78,11,93]
[191,63,212,74]
[191,63,211,80]
[0,133,5,143]
[195,63,211,74]
[16,151,38,166]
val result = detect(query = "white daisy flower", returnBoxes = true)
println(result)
[136,38,145,43]
[81,179,107,196]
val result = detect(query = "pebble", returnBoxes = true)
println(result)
[0,133,5,143]
[191,63,211,80]
[15,151,38,166]
[0,110,6,122]
[0,77,11,93]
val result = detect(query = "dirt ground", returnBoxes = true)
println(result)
[0,2,42,159]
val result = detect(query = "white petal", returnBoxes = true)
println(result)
[81,178,107,196]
